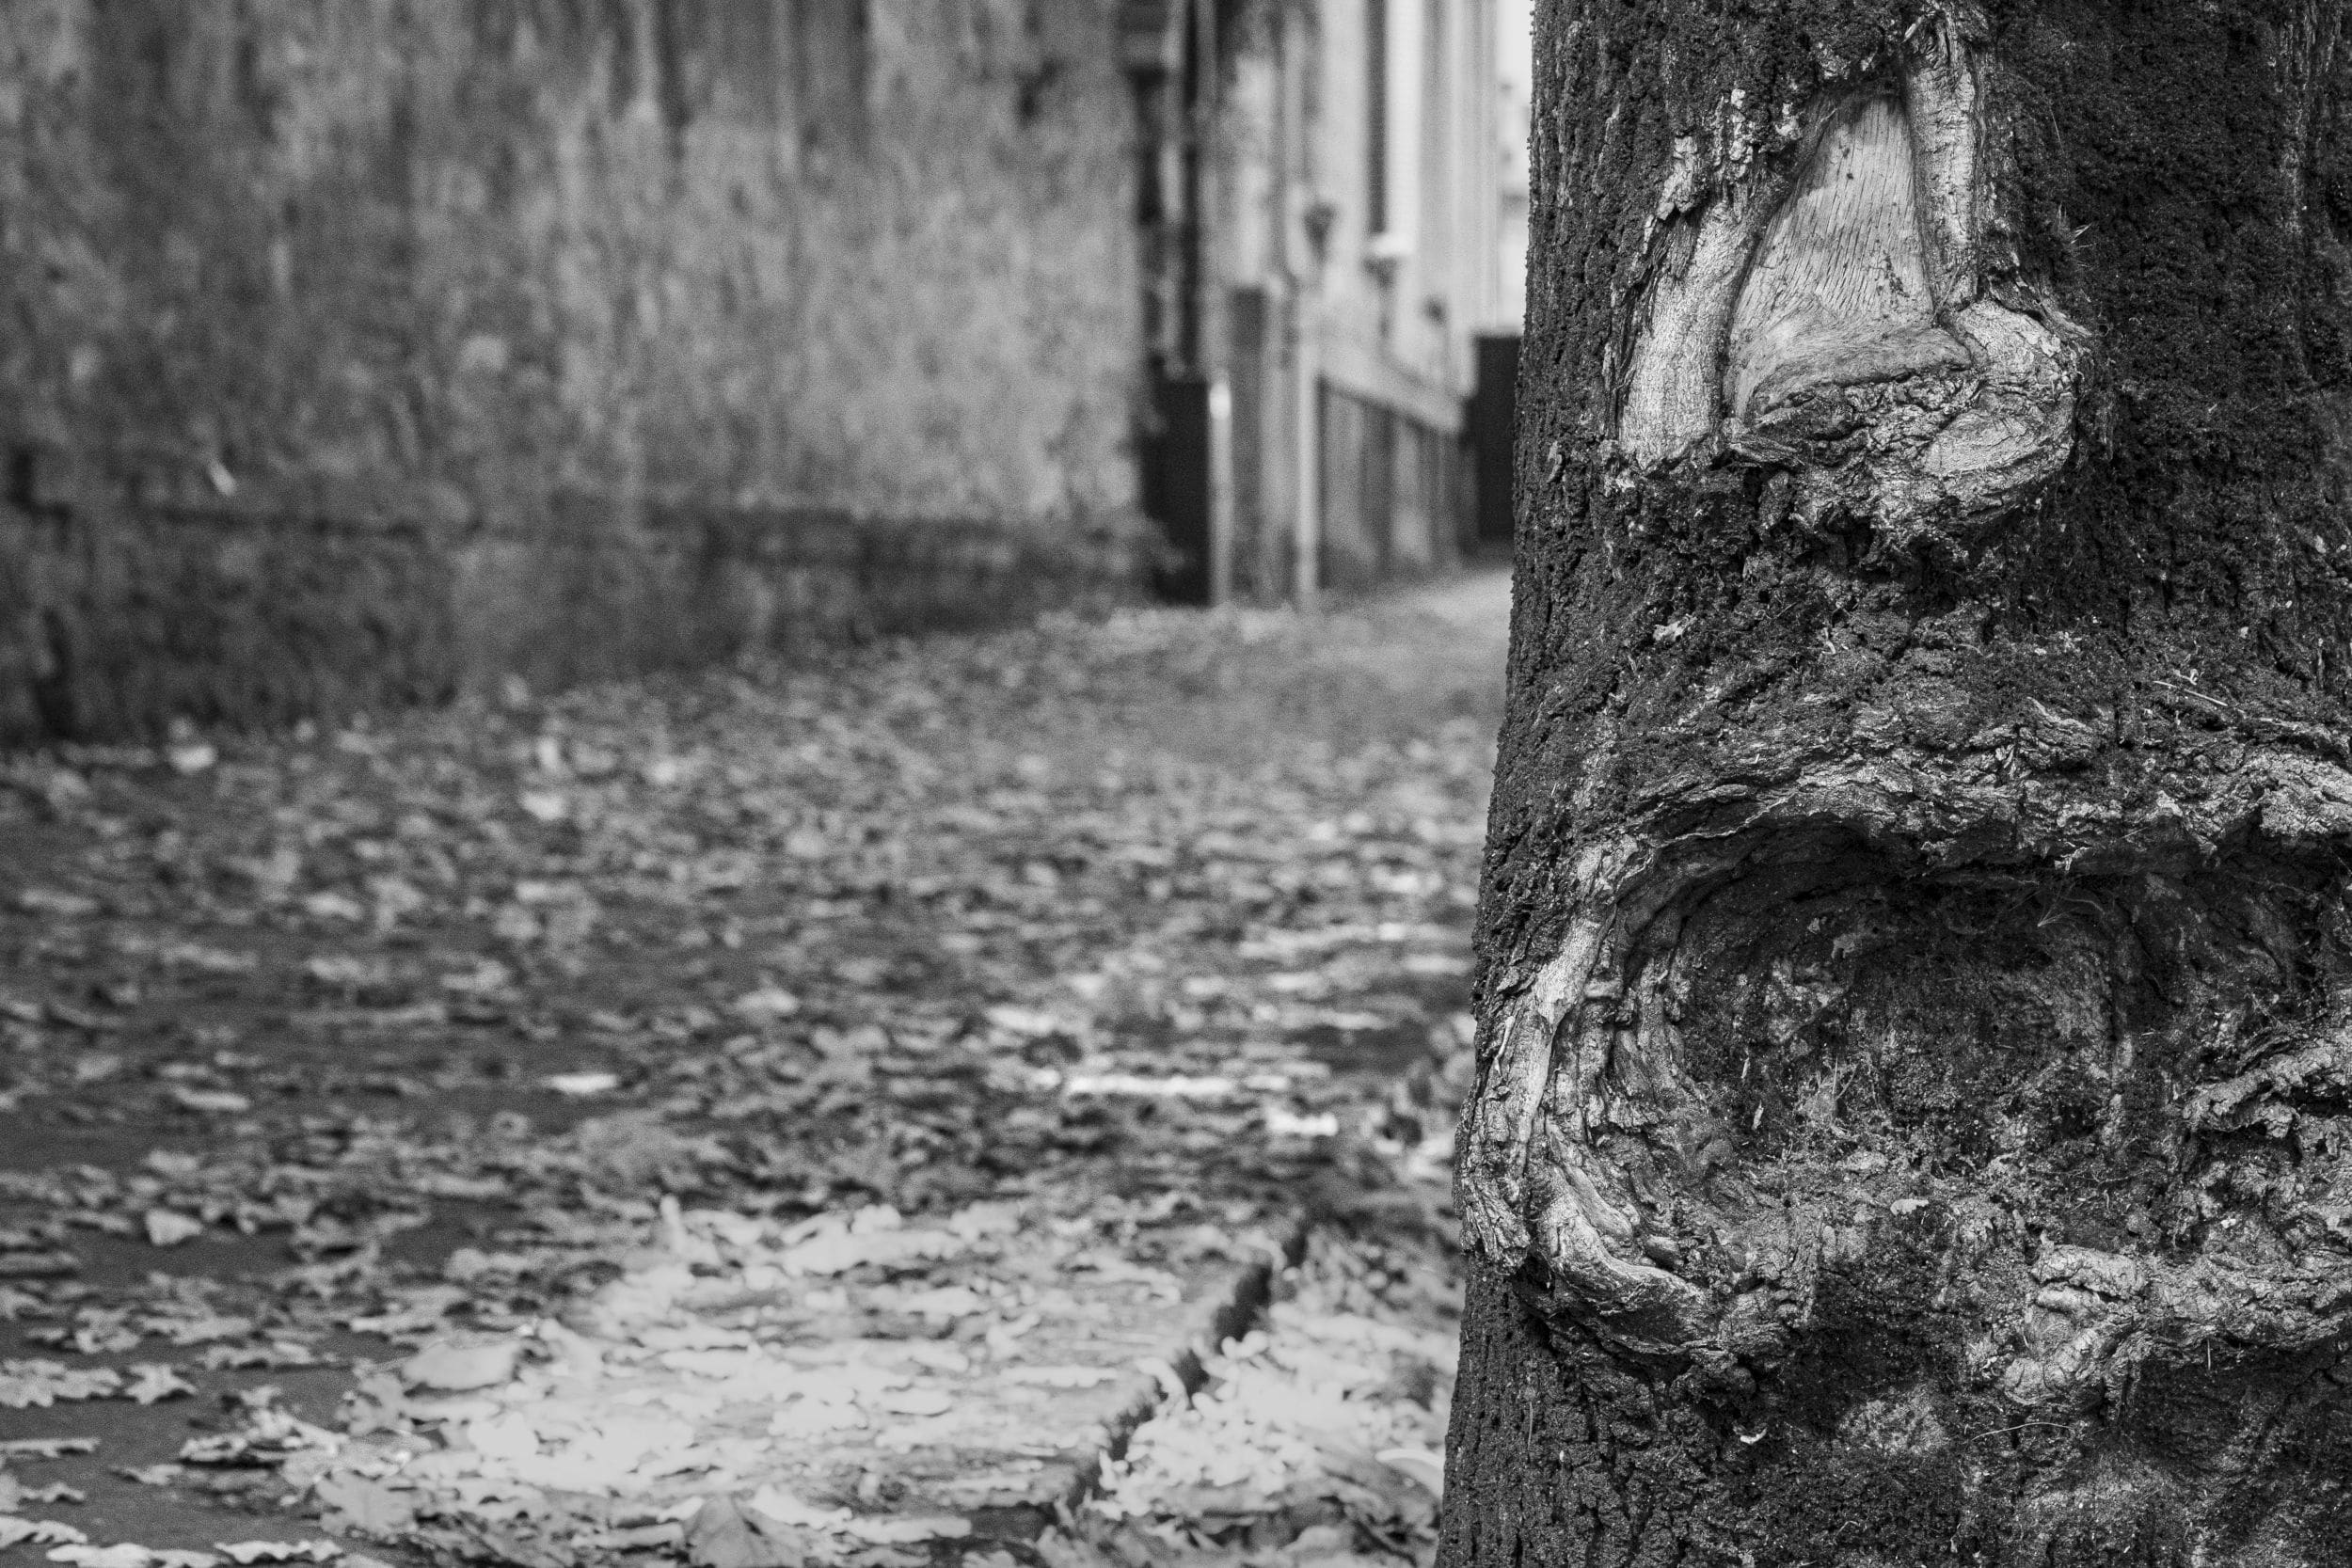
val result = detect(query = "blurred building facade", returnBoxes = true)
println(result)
[0,2,1525,741]
[1122,0,1526,602]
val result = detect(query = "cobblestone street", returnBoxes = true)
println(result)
[1,572,1508,1568]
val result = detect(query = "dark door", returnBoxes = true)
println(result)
[1469,333,1519,549]
[1140,372,1213,605]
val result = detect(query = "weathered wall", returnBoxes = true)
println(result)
[0,1,1145,740]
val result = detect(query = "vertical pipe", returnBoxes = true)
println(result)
[1268,0,1294,606]
[1295,332,1323,609]
[1293,1,1324,609]
[1367,0,1389,238]
[1209,377,1235,607]
[1177,8,1202,371]
[1199,0,1234,606]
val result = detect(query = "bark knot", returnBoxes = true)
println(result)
[1613,22,2083,564]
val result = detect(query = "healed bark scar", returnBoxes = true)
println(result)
[1617,24,2081,562]
[1457,746,2352,1395]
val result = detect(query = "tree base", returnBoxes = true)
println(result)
[1439,1260,2352,1566]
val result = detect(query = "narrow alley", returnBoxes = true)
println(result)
[1,573,1507,1568]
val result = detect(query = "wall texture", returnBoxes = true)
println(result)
[0,1,1146,740]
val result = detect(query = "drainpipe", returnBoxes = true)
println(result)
[1197,0,1234,608]
[1294,309,1321,610]
[1290,9,1329,610]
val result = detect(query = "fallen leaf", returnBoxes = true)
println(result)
[17,889,99,918]
[518,790,569,824]
[765,1402,866,1438]
[157,1314,252,1347]
[399,1338,520,1392]
[199,1342,319,1371]
[465,1410,538,1463]
[0,1441,97,1460]
[123,1365,196,1404]
[167,740,219,775]
[1376,1445,1445,1497]
[1264,1107,1340,1138]
[167,1087,251,1115]
[945,1201,1023,1240]
[886,1285,986,1321]
[46,1547,146,1568]
[543,1071,620,1099]
[115,1466,184,1487]
[0,1251,79,1278]
[983,1005,1067,1038]
[1062,1072,1237,1100]
[311,1473,418,1537]
[684,1496,796,1568]
[876,1387,953,1417]
[1033,1528,1115,1568]
[730,985,802,1022]
[212,1544,342,1565]
[0,1360,122,1407]
[143,1211,206,1247]
[843,1517,970,1544]
[2,1519,86,1549]
[439,959,513,996]
[741,1487,849,1531]
[1001,1365,1120,1387]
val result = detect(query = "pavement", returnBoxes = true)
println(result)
[0,570,1510,1568]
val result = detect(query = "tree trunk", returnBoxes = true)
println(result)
[1441,2,2352,1563]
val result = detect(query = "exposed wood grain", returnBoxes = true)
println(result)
[1613,36,2078,559]
[1724,94,1965,421]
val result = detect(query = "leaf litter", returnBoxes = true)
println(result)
[0,577,1507,1568]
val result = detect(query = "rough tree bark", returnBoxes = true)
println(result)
[1441,2,2352,1563]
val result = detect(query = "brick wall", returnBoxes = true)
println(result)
[0,1,1146,741]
